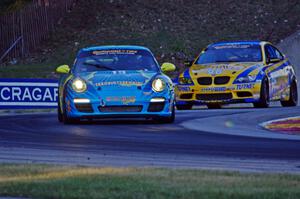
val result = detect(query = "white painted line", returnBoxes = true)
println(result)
[0,82,58,87]
[0,102,57,106]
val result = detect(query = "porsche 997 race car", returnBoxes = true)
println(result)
[175,41,298,109]
[56,46,176,124]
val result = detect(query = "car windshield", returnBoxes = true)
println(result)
[195,44,262,64]
[74,49,159,73]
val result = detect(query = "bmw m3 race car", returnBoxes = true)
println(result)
[56,46,176,124]
[175,41,298,109]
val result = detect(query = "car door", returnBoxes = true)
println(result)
[264,44,284,100]
[270,45,289,99]
[272,46,290,92]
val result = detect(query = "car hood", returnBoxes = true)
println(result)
[78,70,157,90]
[190,62,263,76]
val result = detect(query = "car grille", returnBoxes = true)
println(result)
[98,106,143,113]
[148,102,165,112]
[214,76,230,85]
[75,104,94,113]
[197,76,231,85]
[237,91,252,98]
[197,77,212,85]
[196,93,233,101]
[180,93,193,99]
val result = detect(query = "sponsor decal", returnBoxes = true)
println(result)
[236,83,255,90]
[201,87,237,92]
[176,86,191,92]
[0,79,58,108]
[93,50,138,55]
[106,96,136,104]
[213,44,252,49]
[192,64,244,74]
[207,68,223,76]
[96,81,144,87]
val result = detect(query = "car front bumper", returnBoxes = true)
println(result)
[175,82,262,105]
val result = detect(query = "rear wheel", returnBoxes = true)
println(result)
[207,103,222,109]
[176,104,193,110]
[253,78,270,108]
[281,80,298,107]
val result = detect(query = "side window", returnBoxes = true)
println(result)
[272,47,284,60]
[265,45,276,59]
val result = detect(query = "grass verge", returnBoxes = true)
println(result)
[0,164,299,199]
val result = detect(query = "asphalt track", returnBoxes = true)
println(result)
[0,104,300,173]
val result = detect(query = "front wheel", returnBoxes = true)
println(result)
[58,107,63,123]
[62,102,79,124]
[281,80,298,107]
[155,105,175,124]
[253,78,270,108]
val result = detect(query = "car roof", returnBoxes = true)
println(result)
[209,40,264,48]
[79,45,151,53]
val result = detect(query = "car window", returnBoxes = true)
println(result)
[74,49,159,73]
[195,44,262,64]
[265,45,277,59]
[272,47,284,60]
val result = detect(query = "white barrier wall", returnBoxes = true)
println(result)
[278,31,300,105]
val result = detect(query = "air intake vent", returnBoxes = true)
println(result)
[197,77,212,85]
[214,76,230,85]
[196,93,233,101]
[99,106,143,113]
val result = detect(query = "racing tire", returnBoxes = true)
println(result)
[280,80,298,107]
[253,78,270,108]
[176,104,193,110]
[62,102,79,125]
[155,104,175,124]
[57,101,63,123]
[206,103,222,109]
[63,112,79,124]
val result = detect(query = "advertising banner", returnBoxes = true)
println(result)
[0,79,58,109]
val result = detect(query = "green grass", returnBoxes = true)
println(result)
[0,164,300,199]
[0,63,59,79]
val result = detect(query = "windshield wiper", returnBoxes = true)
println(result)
[83,62,114,70]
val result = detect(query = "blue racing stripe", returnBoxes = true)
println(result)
[183,69,191,78]
[233,64,259,83]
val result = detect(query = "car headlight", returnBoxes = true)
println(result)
[152,78,166,92]
[236,75,255,83]
[72,78,87,93]
[179,77,193,85]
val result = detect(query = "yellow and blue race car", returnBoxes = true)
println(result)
[56,45,176,124]
[175,41,298,109]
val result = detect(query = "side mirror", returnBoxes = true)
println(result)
[161,62,176,73]
[184,60,194,67]
[56,65,70,74]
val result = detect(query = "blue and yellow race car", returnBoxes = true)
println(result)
[175,41,298,109]
[56,46,176,124]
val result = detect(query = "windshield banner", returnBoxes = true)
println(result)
[0,79,58,109]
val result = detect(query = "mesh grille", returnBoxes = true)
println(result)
[214,76,230,85]
[180,93,193,99]
[196,93,233,101]
[237,91,252,98]
[99,106,143,113]
[197,77,212,85]
[148,102,165,112]
[75,104,93,113]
